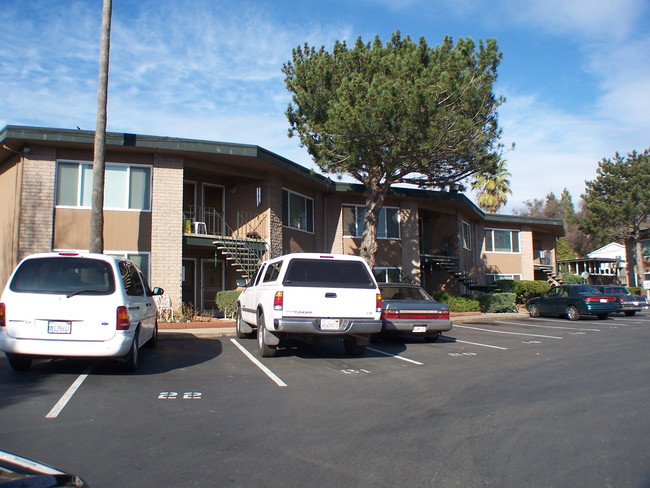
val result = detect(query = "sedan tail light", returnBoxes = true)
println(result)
[583,296,615,302]
[0,303,5,327]
[382,310,450,320]
[116,306,130,330]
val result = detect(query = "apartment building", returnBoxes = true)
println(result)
[0,125,564,315]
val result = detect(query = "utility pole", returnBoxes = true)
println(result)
[89,0,112,253]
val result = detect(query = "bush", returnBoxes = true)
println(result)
[478,292,517,313]
[627,286,643,295]
[494,279,516,293]
[562,274,582,284]
[432,291,481,312]
[512,280,551,304]
[215,290,241,319]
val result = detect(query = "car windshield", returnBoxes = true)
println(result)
[10,257,115,295]
[283,259,375,288]
[380,286,432,300]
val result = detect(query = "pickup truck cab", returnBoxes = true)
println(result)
[236,253,382,357]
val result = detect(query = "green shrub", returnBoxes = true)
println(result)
[627,286,643,295]
[494,279,516,293]
[478,292,517,313]
[215,290,241,319]
[512,280,551,304]
[562,274,582,284]
[432,291,481,312]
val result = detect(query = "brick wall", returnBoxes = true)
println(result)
[151,154,184,312]
[18,146,57,260]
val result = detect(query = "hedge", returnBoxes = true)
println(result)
[432,291,481,312]
[215,290,241,319]
[477,292,517,313]
[495,280,550,304]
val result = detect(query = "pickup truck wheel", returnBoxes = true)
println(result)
[236,305,253,339]
[257,314,277,357]
[343,336,366,357]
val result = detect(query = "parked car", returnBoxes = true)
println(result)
[0,252,162,372]
[236,253,382,357]
[378,283,451,341]
[591,285,648,316]
[0,450,89,487]
[526,284,617,321]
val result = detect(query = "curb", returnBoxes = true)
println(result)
[158,312,529,340]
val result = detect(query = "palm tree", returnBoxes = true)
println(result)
[471,159,512,213]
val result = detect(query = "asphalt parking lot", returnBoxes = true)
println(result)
[2,311,649,487]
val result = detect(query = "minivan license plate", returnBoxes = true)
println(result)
[48,321,71,334]
[321,319,340,330]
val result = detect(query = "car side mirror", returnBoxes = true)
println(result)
[236,279,247,288]
[152,287,164,296]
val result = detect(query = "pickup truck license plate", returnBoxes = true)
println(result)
[321,319,341,330]
[48,321,72,334]
[412,325,427,333]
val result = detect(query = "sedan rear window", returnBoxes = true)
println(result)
[283,259,375,288]
[10,257,115,295]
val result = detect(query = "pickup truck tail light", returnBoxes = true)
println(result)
[382,310,450,320]
[0,303,5,327]
[376,294,382,312]
[116,306,130,330]
[273,291,284,311]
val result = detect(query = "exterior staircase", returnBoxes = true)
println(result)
[213,235,267,281]
[421,254,491,291]
[536,264,563,287]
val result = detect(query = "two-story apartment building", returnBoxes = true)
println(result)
[0,125,564,315]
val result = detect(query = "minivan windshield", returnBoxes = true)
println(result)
[10,257,115,295]
[283,258,375,288]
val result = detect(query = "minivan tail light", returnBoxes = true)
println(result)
[273,291,284,311]
[376,294,383,312]
[0,303,5,327]
[116,306,130,330]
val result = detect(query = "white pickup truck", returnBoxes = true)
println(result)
[236,253,383,357]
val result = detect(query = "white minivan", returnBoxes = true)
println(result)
[0,252,162,371]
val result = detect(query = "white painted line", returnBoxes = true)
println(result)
[46,368,91,419]
[230,339,287,387]
[493,320,601,332]
[452,339,508,350]
[454,324,563,339]
[366,347,424,365]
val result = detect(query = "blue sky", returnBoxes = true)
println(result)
[2,0,649,212]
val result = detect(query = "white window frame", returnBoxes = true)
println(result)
[373,267,402,283]
[484,228,520,253]
[343,205,401,239]
[461,220,471,250]
[55,160,152,211]
[282,188,314,233]
[486,273,522,284]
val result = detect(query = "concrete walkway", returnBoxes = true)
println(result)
[159,311,530,340]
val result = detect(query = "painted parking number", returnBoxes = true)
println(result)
[158,392,202,399]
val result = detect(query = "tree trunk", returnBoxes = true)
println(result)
[89,0,112,254]
[624,236,636,286]
[635,235,645,287]
[360,181,388,270]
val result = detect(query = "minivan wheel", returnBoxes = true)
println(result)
[6,353,32,371]
[145,321,158,348]
[124,332,139,372]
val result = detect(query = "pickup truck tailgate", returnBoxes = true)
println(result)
[282,287,378,319]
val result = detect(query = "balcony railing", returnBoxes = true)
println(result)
[183,206,267,239]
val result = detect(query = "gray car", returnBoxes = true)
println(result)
[378,284,452,341]
[591,285,648,316]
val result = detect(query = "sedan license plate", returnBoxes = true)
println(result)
[321,319,341,330]
[599,298,608,303]
[48,321,72,334]
[412,325,427,333]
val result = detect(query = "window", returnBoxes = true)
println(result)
[461,221,471,250]
[56,161,151,211]
[120,261,145,296]
[343,205,400,239]
[283,259,375,288]
[373,267,402,283]
[486,273,522,284]
[263,262,283,283]
[107,252,150,285]
[282,189,313,232]
[485,229,520,253]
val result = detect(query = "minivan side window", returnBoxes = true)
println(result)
[120,262,145,296]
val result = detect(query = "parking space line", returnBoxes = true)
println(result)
[493,320,601,332]
[46,367,92,419]
[230,339,288,387]
[448,339,508,350]
[366,347,424,365]
[454,324,563,339]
